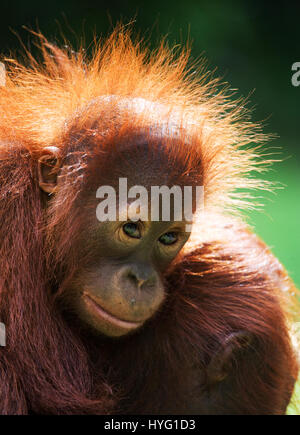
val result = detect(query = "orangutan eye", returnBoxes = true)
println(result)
[158,232,178,246]
[122,222,141,239]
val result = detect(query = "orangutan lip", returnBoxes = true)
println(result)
[83,293,143,330]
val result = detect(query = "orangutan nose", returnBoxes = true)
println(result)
[122,263,158,289]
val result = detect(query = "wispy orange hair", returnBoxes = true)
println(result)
[0,27,272,214]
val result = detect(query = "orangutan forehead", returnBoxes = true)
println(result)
[63,96,203,189]
[66,95,188,145]
[89,137,198,189]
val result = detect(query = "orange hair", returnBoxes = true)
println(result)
[0,27,271,215]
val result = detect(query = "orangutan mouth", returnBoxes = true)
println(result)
[83,292,143,330]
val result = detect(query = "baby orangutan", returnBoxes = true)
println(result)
[0,29,298,415]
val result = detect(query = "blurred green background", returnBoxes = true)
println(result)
[0,0,299,287]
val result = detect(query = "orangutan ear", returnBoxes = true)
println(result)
[38,146,61,194]
[207,331,253,384]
